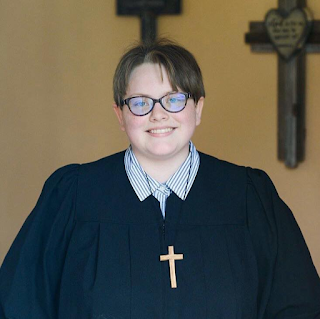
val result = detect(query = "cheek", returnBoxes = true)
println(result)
[180,110,197,127]
[123,117,144,135]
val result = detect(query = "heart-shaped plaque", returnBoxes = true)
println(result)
[265,7,312,60]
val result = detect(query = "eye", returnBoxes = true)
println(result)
[168,94,185,104]
[168,97,178,103]
[133,101,147,107]
[130,97,150,108]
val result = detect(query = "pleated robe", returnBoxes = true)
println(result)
[1,151,320,319]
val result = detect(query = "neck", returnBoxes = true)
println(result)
[134,150,190,183]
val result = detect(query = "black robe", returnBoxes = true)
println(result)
[1,151,320,319]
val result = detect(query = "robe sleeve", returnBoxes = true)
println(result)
[246,168,320,319]
[0,164,79,319]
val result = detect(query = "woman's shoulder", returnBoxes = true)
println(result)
[43,163,80,196]
[198,151,272,187]
[198,151,246,173]
[80,150,125,172]
[48,151,125,179]
[41,151,126,200]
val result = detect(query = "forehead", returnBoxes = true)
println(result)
[126,63,174,97]
[129,62,165,83]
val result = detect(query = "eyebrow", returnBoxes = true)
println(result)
[126,91,178,99]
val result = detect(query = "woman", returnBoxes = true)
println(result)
[1,39,320,318]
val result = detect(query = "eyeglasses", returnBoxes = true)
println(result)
[120,92,191,116]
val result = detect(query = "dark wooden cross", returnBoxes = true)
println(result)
[245,0,320,168]
[117,0,181,43]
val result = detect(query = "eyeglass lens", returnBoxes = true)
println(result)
[127,92,188,116]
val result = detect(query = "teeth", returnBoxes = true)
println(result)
[149,128,173,134]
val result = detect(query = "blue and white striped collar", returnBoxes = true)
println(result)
[124,141,200,202]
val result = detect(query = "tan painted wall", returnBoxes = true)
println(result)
[1,0,319,275]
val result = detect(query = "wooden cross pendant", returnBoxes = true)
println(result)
[160,246,183,289]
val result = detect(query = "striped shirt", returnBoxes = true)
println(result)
[124,141,200,218]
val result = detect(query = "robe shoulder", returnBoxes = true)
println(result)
[246,167,320,318]
[77,150,126,188]
[0,163,80,318]
[199,153,320,316]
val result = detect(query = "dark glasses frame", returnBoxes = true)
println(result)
[120,92,191,116]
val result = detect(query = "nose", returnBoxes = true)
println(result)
[149,101,169,122]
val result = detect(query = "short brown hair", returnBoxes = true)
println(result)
[113,38,205,107]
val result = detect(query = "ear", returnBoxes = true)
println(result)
[113,103,126,132]
[195,97,204,126]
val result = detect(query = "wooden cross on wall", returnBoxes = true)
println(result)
[117,0,181,43]
[245,0,320,168]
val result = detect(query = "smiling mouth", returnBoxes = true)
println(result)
[148,128,174,134]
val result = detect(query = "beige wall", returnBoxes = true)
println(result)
[1,0,319,274]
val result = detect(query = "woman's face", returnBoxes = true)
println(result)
[113,62,204,166]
